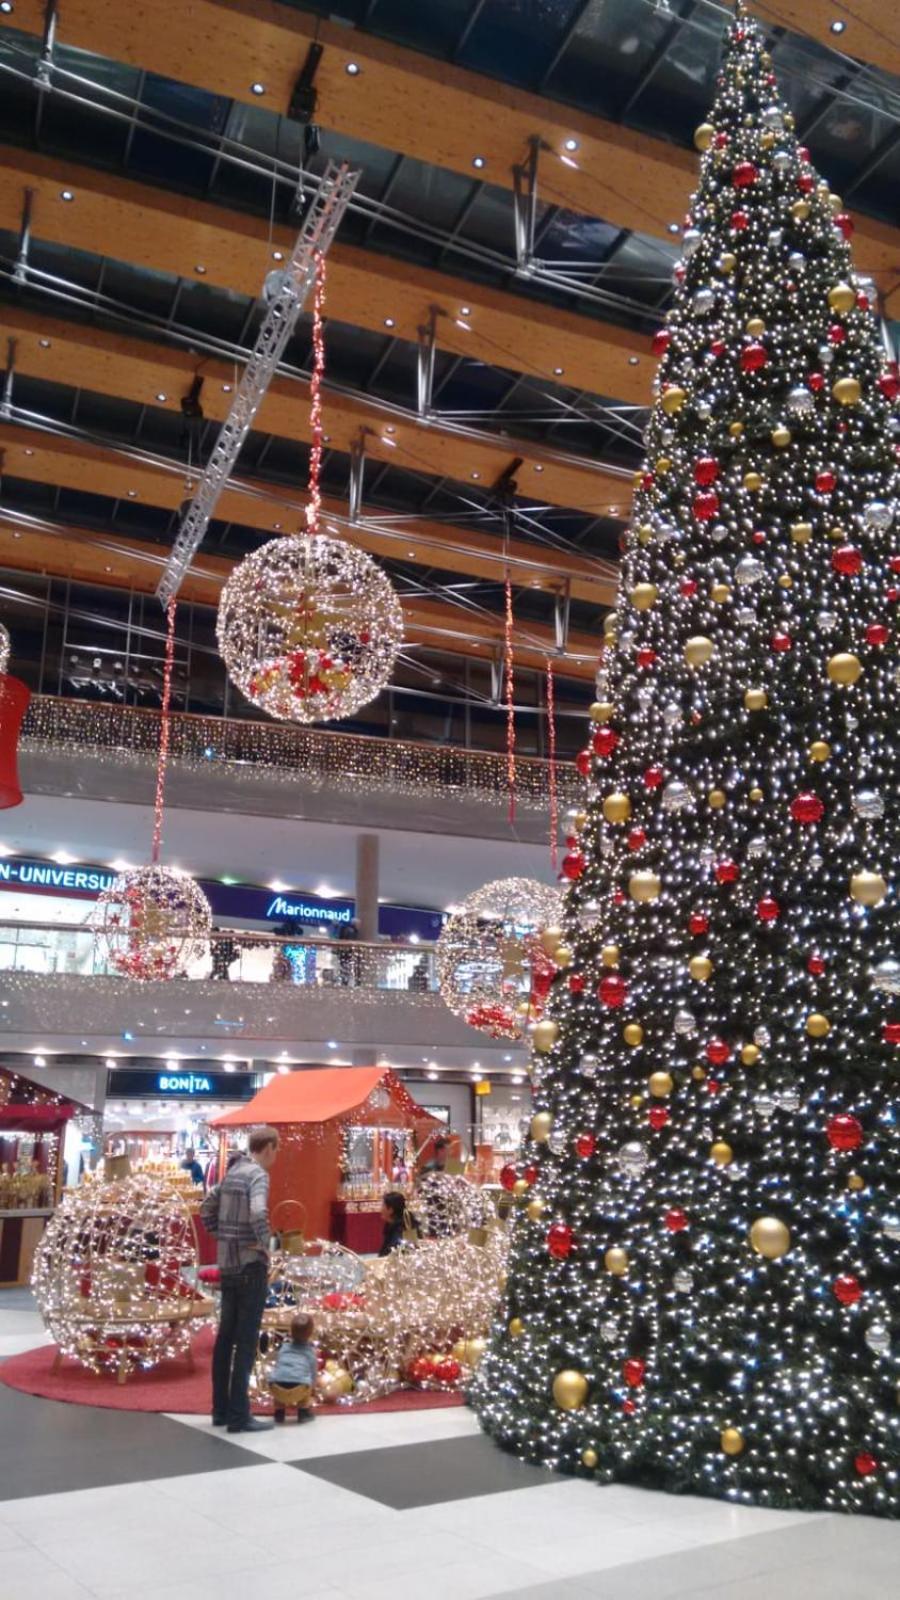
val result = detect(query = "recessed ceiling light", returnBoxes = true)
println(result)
[408,549,416,557]
[471,471,480,480]
[273,521,282,530]
[0,4,14,14]
[155,392,167,402]
[33,1055,46,1066]
[222,383,232,393]
[384,317,395,328]
[60,189,74,201]
[250,82,265,95]
[39,337,51,348]
[194,263,207,274]
[628,355,640,365]
[223,1061,236,1073]
[385,424,395,434]
[51,849,77,864]
[534,463,544,473]
[667,222,680,235]
[830,19,846,33]
[460,305,471,316]
[24,447,33,455]
[268,878,289,891]
[346,61,360,75]
[563,138,578,152]
[272,250,284,262]
[472,155,485,169]
[105,1057,118,1069]
[126,489,137,498]
[553,366,564,376]
[327,1040,338,1049]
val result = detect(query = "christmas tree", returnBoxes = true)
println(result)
[473,4,900,1517]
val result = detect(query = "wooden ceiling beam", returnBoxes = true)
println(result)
[0,512,599,678]
[0,422,618,605]
[2,1,897,304]
[0,147,650,404]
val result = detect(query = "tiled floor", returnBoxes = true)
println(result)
[1,1290,899,1599]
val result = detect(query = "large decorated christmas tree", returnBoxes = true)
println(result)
[473,4,900,1517]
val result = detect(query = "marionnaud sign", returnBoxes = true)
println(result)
[265,894,352,924]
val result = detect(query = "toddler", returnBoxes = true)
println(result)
[269,1312,317,1423]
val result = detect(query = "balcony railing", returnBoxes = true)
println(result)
[0,921,439,997]
[21,696,581,811]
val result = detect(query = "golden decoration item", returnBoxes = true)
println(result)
[694,122,715,151]
[601,944,621,967]
[649,1071,674,1097]
[710,1141,734,1167]
[661,387,687,415]
[807,1013,830,1038]
[827,653,862,685]
[741,1044,760,1066]
[590,701,614,723]
[630,583,658,611]
[749,1216,791,1259]
[721,1427,745,1456]
[582,1447,599,1469]
[832,377,861,406]
[827,283,856,314]
[530,1112,553,1143]
[624,1023,644,1047]
[745,688,768,711]
[850,871,887,907]
[685,636,714,667]
[603,792,632,824]
[809,740,831,762]
[604,1247,629,1275]
[532,1019,559,1053]
[553,1369,589,1411]
[629,871,662,902]
[690,956,713,981]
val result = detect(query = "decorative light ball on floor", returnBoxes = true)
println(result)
[435,877,563,1039]
[32,1173,210,1381]
[216,534,403,724]
[91,865,212,981]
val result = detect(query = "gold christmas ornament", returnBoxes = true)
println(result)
[746,317,765,336]
[708,788,727,809]
[760,129,775,150]
[590,701,614,723]
[553,1369,589,1411]
[661,386,687,415]
[532,1019,559,1054]
[630,583,658,611]
[623,1023,644,1047]
[637,526,653,547]
[582,1447,599,1469]
[827,653,862,685]
[721,1428,745,1457]
[604,613,618,638]
[744,688,768,711]
[656,457,672,474]
[848,1174,865,1193]
[827,282,856,314]
[850,871,887,907]
[603,791,632,824]
[530,1111,553,1143]
[743,471,763,491]
[809,740,831,762]
[649,1071,674,1097]
[729,421,744,438]
[790,522,813,544]
[554,945,573,969]
[719,253,737,273]
[779,575,793,590]
[692,1065,706,1082]
[604,1247,629,1276]
[508,1317,524,1338]
[712,583,731,604]
[217,533,403,724]
[749,1216,791,1259]
[573,810,588,831]
[749,786,764,802]
[512,1179,529,1198]
[629,1093,644,1110]
[540,926,564,956]
[685,636,714,668]
[693,122,715,151]
[526,1198,547,1223]
[711,1141,734,1167]
[832,376,861,406]
[828,191,843,214]
[437,877,563,1041]
[807,1013,830,1038]
[771,424,792,448]
[91,865,212,982]
[689,956,713,982]
[629,871,661,903]
[790,199,811,221]
[451,1335,488,1369]
[741,1043,760,1066]
[601,944,621,968]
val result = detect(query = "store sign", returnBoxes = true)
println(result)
[265,894,352,924]
[0,859,115,893]
[110,1069,255,1100]
[158,1072,212,1094]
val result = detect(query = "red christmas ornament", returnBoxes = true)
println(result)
[715,859,740,885]
[866,623,890,647]
[732,160,758,188]
[637,648,657,669]
[855,1453,877,1477]
[644,765,665,789]
[641,472,654,492]
[883,1022,900,1046]
[665,1209,688,1232]
[648,1105,669,1130]
[757,896,781,922]
[797,172,815,194]
[741,342,767,373]
[797,146,811,163]
[623,1358,646,1388]
[434,1357,461,1384]
[826,1114,863,1152]
[833,1274,862,1306]
[730,209,749,231]
[499,1164,517,1192]
[856,291,870,312]
[752,530,766,545]
[890,557,900,574]
[693,491,719,521]
[828,324,846,345]
[561,850,585,881]
[592,727,620,757]
[832,545,862,577]
[694,457,719,486]
[833,213,855,240]
[568,973,585,994]
[887,588,899,604]
[808,372,825,392]
[651,328,671,357]
[772,631,793,653]
[574,1132,596,1159]
[879,368,900,402]
[706,1079,721,1095]
[681,578,699,597]
[689,912,709,936]
[706,1038,731,1067]
[790,792,825,825]
[546,1222,574,1259]
[815,468,836,493]
[524,1164,538,1184]
[715,131,728,148]
[808,953,826,977]
[575,748,592,777]
[627,827,647,852]
[599,973,628,1009]
[710,338,726,358]
[622,1398,637,1415]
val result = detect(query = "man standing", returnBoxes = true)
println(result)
[201,1126,279,1433]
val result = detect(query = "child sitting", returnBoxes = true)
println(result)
[268,1312,318,1423]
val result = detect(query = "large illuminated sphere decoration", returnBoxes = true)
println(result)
[436,877,563,1038]
[216,533,403,724]
[33,1174,211,1380]
[91,864,212,981]
[416,1172,498,1237]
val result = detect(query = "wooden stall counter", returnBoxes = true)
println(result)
[330,1202,383,1255]
[0,1207,54,1287]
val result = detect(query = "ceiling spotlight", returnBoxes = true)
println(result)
[628,355,640,365]
[105,1057,118,1069]
[33,1055,46,1067]
[472,155,485,169]
[346,61,360,75]
[24,447,33,455]
[385,424,396,434]
[194,263,207,274]
[39,337,51,348]
[272,250,284,262]
[384,316,395,328]
[553,366,564,376]
[460,305,471,316]
[250,82,266,95]
[222,383,232,393]
[60,188,74,201]
[563,138,579,152]
[667,222,680,235]
[830,18,846,32]
[0,4,14,13]
[51,849,77,864]
[470,471,480,480]
[327,1040,338,1049]
[155,392,168,403]
[534,463,544,473]
[126,488,137,498]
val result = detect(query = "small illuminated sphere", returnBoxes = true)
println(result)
[604,1246,629,1275]
[217,533,402,724]
[552,1369,589,1411]
[721,1428,745,1456]
[530,1112,553,1143]
[850,871,887,907]
[91,865,212,982]
[749,1216,791,1259]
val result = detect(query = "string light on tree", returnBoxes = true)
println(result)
[472,4,900,1518]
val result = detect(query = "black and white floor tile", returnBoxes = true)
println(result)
[1,1292,898,1600]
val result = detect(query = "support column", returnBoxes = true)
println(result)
[355,832,380,943]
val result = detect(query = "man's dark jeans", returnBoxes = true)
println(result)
[211,1258,268,1428]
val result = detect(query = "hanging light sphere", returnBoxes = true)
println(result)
[216,533,403,724]
[91,865,212,981]
[436,878,563,1039]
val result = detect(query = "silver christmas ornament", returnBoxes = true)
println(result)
[787,385,814,417]
[736,607,756,626]
[817,610,838,633]
[818,344,835,367]
[699,846,716,868]
[863,501,894,533]
[617,1141,650,1179]
[865,1323,891,1355]
[754,1026,771,1047]
[756,1093,776,1119]
[600,1319,618,1343]
[787,251,806,272]
[693,287,715,315]
[673,1269,694,1294]
[762,105,784,131]
[663,701,683,729]
[872,959,900,996]
[619,630,636,654]
[747,835,767,860]
[853,790,884,821]
[772,150,790,175]
[674,1008,697,1036]
[777,1088,801,1113]
[636,684,654,710]
[682,228,702,259]
[710,521,727,541]
[735,554,764,586]
[882,1219,900,1242]
[809,854,824,872]
[662,779,693,812]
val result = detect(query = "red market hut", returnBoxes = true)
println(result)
[213,1067,442,1252]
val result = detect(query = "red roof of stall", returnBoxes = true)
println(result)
[211,1066,437,1130]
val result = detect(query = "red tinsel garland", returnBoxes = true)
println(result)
[546,658,558,867]
[505,573,516,824]
[305,251,327,537]
[151,597,177,865]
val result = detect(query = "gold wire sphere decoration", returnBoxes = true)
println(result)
[216,533,403,724]
[91,864,212,981]
[32,1173,213,1382]
[0,622,10,676]
[436,876,564,1038]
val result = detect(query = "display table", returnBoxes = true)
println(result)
[330,1203,383,1254]
[0,1207,53,1287]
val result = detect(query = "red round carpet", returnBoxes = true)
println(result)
[0,1330,464,1415]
